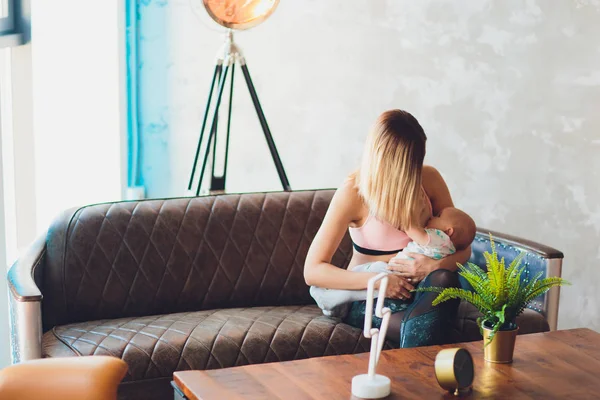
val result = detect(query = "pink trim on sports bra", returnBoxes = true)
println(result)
[348,188,433,255]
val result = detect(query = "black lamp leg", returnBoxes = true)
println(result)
[196,63,231,196]
[209,67,223,192]
[188,62,223,190]
[210,60,235,193]
[240,62,291,192]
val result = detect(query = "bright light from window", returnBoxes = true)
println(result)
[0,0,13,33]
[0,0,8,19]
[0,47,17,266]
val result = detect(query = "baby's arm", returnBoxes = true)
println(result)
[405,225,430,246]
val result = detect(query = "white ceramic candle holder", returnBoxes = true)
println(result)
[351,273,392,399]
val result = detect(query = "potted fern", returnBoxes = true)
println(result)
[421,235,568,363]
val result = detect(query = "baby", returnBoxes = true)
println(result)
[310,207,476,317]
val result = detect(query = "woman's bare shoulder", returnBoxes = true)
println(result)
[333,174,366,223]
[422,165,445,189]
[336,174,361,204]
[339,173,358,193]
[421,165,454,211]
[422,165,443,181]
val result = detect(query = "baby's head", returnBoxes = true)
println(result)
[426,207,476,250]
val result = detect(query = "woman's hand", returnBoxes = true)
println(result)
[384,274,415,300]
[387,253,437,284]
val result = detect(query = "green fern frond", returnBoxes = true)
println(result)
[524,271,544,290]
[515,271,543,303]
[508,264,528,303]
[506,259,526,306]
[488,233,496,255]
[514,277,570,315]
[465,262,488,280]
[524,277,570,302]
[414,286,445,294]
[457,268,496,307]
[497,256,508,304]
[430,288,493,314]
[506,252,525,296]
[484,250,507,307]
[484,254,498,300]
[458,269,488,294]
[507,252,525,276]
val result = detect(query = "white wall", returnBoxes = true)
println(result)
[11,43,35,253]
[31,0,125,231]
[155,0,600,330]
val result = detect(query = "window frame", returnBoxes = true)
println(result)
[0,0,23,49]
[0,0,15,34]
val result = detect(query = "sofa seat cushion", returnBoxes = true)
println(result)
[42,305,370,382]
[454,302,550,342]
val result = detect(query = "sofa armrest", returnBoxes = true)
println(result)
[470,228,564,331]
[7,234,46,363]
[7,235,45,302]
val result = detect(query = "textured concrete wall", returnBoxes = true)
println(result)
[136,0,600,330]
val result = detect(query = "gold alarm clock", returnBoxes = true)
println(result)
[434,348,474,396]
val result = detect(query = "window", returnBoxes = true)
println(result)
[0,47,17,266]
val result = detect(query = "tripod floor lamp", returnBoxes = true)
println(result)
[188,0,291,196]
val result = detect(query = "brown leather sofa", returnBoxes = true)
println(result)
[8,190,563,400]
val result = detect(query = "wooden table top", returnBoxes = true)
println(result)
[173,328,600,399]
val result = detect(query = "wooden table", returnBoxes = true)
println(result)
[172,328,600,399]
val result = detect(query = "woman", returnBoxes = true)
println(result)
[303,109,471,347]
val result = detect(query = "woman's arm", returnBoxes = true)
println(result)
[303,178,377,290]
[437,246,471,270]
[421,165,455,215]
[388,245,471,282]
[422,165,472,269]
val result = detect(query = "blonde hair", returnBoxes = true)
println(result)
[355,110,427,230]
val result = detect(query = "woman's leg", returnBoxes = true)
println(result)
[399,269,460,348]
[386,311,406,343]
[345,299,410,345]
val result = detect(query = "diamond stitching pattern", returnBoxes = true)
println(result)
[43,305,371,381]
[43,190,351,328]
[39,190,374,383]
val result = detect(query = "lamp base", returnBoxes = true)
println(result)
[351,374,391,399]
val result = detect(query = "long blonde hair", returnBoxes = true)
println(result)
[355,110,427,230]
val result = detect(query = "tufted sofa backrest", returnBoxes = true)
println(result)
[41,190,353,330]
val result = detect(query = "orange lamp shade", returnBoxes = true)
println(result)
[203,0,280,30]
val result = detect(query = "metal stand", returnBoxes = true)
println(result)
[351,273,392,399]
[188,30,291,196]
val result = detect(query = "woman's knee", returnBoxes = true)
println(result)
[423,269,459,289]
